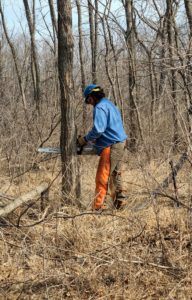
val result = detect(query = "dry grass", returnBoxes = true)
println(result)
[0,153,192,299]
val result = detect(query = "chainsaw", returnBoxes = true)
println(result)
[38,140,96,155]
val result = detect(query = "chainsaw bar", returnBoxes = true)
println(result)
[38,147,61,154]
[38,145,96,155]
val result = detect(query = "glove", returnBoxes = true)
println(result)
[77,135,87,146]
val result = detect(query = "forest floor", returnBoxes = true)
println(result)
[0,151,192,299]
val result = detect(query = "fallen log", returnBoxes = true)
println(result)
[0,193,14,208]
[0,182,49,217]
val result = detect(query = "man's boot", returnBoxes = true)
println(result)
[113,191,127,209]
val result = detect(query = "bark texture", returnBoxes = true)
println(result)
[57,0,79,203]
[23,0,41,110]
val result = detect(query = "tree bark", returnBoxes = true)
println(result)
[23,0,41,111]
[184,0,192,37]
[101,16,117,103]
[76,0,87,133]
[183,0,192,145]
[158,17,167,101]
[166,0,179,152]
[0,38,3,98]
[124,0,143,152]
[88,0,97,83]
[57,0,79,204]
[93,0,98,83]
[48,0,58,37]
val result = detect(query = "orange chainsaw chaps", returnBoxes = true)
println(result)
[93,147,111,210]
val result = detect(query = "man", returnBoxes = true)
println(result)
[78,84,127,210]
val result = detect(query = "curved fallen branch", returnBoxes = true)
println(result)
[18,205,50,227]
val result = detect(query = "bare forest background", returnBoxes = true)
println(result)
[1,0,192,299]
[1,0,192,179]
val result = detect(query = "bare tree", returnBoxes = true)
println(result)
[184,0,192,143]
[48,0,58,59]
[184,0,192,37]
[123,0,144,152]
[166,0,179,151]
[134,20,157,131]
[158,16,168,100]
[48,0,58,37]
[76,0,86,133]
[57,0,79,203]
[0,1,27,110]
[23,0,41,111]
[88,0,98,83]
[94,0,98,83]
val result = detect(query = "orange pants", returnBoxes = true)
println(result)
[93,142,126,210]
[93,147,111,210]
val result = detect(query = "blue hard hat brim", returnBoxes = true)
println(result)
[84,84,98,98]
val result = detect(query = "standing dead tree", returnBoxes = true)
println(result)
[57,0,79,204]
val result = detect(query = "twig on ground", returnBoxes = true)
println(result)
[18,206,50,227]
[54,211,126,220]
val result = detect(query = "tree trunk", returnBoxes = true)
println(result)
[101,16,117,103]
[93,0,98,83]
[23,0,41,111]
[0,38,3,98]
[166,0,179,152]
[88,0,97,83]
[76,0,87,133]
[184,0,192,144]
[184,0,192,37]
[57,0,79,204]
[158,17,167,101]
[48,0,58,37]
[124,0,141,152]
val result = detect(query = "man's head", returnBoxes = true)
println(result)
[83,84,105,106]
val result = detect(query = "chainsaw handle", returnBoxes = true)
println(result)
[77,145,84,155]
[77,136,84,155]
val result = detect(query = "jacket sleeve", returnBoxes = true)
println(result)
[85,107,107,141]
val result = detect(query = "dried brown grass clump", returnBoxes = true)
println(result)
[0,155,192,299]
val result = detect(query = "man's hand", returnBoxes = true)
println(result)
[77,136,87,146]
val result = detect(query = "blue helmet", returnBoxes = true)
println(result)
[83,84,99,99]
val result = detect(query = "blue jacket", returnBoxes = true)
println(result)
[85,98,127,155]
